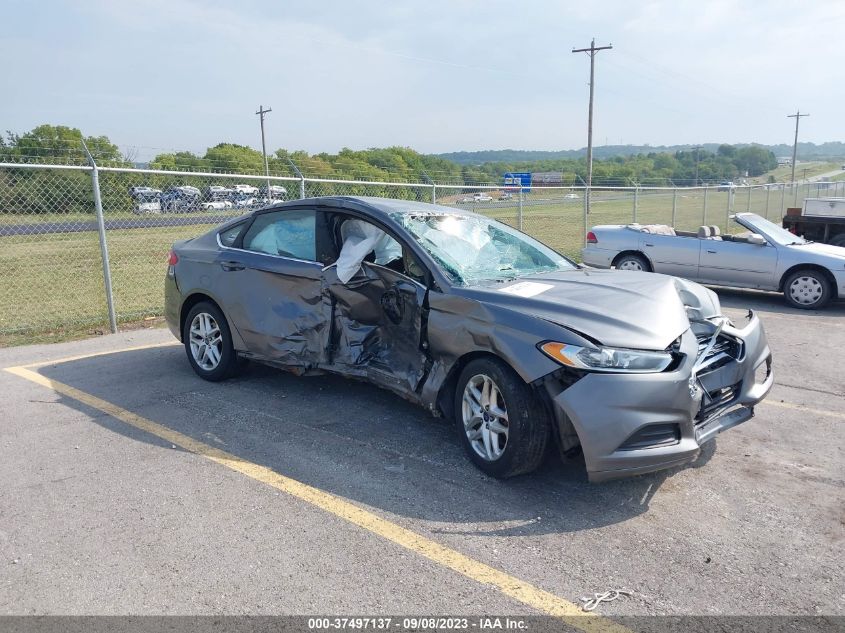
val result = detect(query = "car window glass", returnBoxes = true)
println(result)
[242,210,317,260]
[218,222,246,247]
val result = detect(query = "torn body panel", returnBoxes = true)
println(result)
[322,262,429,397]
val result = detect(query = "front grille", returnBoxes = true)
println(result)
[698,381,741,422]
[696,332,743,370]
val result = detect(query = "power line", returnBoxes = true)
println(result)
[572,38,613,214]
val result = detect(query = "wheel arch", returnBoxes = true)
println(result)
[179,293,226,342]
[777,263,837,293]
[611,249,653,271]
[435,351,510,421]
[434,350,566,449]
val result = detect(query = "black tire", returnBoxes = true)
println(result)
[613,253,651,272]
[829,233,845,248]
[182,301,239,381]
[454,357,550,478]
[782,269,832,310]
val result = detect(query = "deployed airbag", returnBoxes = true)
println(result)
[336,219,402,283]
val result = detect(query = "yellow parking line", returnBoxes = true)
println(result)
[14,341,180,369]
[761,398,845,420]
[2,364,629,633]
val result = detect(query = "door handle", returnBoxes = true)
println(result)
[644,243,654,247]
[706,250,717,254]
[220,260,245,271]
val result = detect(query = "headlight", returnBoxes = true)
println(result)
[540,341,673,373]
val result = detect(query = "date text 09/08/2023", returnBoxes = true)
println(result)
[307,617,528,630]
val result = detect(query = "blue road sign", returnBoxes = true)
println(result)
[503,172,532,192]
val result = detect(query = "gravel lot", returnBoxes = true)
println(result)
[0,289,842,621]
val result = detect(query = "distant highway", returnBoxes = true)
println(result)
[0,213,237,237]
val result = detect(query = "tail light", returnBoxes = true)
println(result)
[167,249,179,266]
[586,231,598,244]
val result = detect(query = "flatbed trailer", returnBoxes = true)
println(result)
[782,198,845,247]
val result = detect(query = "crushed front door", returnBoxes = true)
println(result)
[322,262,428,397]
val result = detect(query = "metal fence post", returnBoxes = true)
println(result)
[431,183,437,204]
[633,187,638,223]
[286,157,306,200]
[780,185,786,216]
[582,188,589,247]
[746,186,752,212]
[765,186,771,219]
[518,187,524,231]
[671,188,677,228]
[725,189,732,230]
[702,187,709,225]
[81,142,117,334]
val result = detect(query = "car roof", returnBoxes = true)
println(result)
[256,196,483,222]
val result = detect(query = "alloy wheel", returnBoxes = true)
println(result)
[461,374,509,462]
[189,312,223,371]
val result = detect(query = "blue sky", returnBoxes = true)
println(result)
[2,0,843,160]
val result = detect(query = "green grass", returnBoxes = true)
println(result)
[0,185,829,346]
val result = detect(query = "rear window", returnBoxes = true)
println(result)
[242,209,317,260]
[218,222,246,247]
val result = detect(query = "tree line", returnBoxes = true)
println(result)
[0,124,785,216]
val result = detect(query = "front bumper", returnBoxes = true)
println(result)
[547,311,773,482]
[833,268,845,299]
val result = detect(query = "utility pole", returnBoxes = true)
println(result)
[787,110,808,191]
[692,145,703,187]
[256,105,273,198]
[572,38,612,215]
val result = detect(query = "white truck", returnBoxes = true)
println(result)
[782,198,845,247]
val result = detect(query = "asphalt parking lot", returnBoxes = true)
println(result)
[1,289,843,623]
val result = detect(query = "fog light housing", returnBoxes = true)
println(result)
[754,356,772,385]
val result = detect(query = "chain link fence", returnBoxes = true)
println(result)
[2,161,843,345]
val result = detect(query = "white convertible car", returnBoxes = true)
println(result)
[582,212,845,309]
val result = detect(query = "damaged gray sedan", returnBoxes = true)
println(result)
[164,197,774,481]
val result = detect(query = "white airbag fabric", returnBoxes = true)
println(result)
[336,220,403,283]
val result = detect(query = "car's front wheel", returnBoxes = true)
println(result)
[783,269,832,310]
[183,301,239,381]
[454,358,550,478]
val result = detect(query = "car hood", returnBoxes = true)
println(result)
[795,241,845,260]
[461,269,719,350]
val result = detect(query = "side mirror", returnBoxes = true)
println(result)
[748,233,767,246]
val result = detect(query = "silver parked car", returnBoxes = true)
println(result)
[165,197,773,482]
[582,212,845,309]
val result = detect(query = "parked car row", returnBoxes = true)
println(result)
[129,184,287,214]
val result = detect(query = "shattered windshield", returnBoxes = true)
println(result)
[393,212,576,285]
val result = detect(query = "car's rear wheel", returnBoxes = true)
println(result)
[613,253,650,272]
[783,269,832,310]
[183,302,239,381]
[454,358,549,478]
